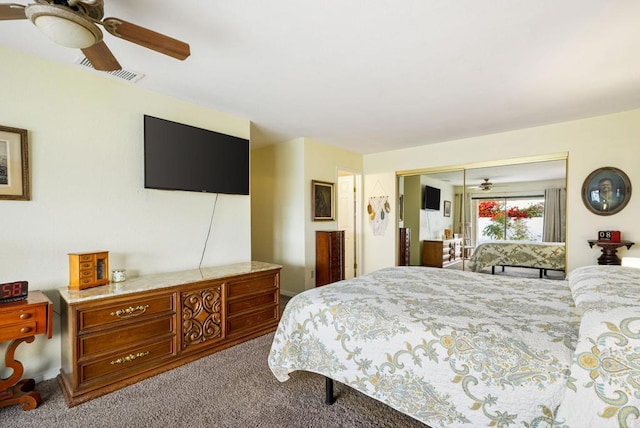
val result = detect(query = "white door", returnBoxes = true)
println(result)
[338,173,356,279]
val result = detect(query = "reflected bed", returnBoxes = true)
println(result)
[468,240,565,277]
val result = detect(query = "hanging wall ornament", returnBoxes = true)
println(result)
[368,195,390,236]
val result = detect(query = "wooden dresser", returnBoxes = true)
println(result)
[422,239,463,268]
[398,228,411,266]
[57,261,281,407]
[315,230,345,286]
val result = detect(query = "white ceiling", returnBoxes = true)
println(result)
[421,159,567,187]
[2,1,640,154]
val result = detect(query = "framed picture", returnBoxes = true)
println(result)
[443,200,451,217]
[312,180,335,221]
[581,166,631,216]
[0,125,30,201]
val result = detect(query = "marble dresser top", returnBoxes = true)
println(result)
[58,261,282,304]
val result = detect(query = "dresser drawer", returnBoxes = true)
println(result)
[227,290,277,316]
[79,269,94,279]
[78,294,175,331]
[227,273,277,299]
[78,254,95,263]
[0,305,49,342]
[79,316,175,357]
[0,321,37,342]
[79,337,175,385]
[79,261,93,270]
[227,306,278,337]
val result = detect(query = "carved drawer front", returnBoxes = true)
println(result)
[79,338,175,385]
[181,285,224,349]
[0,306,49,342]
[78,295,175,332]
[227,306,278,337]
[227,273,277,299]
[227,291,277,316]
[79,316,175,357]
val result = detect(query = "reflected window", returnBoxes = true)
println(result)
[476,196,544,244]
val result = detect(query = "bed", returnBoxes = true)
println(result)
[268,265,640,427]
[468,240,565,277]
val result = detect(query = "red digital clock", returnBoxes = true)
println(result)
[0,281,29,303]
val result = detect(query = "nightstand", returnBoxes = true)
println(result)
[587,240,635,265]
[0,291,53,411]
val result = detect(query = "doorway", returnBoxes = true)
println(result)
[337,170,362,279]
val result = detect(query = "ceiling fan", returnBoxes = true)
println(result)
[0,0,190,71]
[478,178,493,192]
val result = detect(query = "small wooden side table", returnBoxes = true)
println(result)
[587,240,635,265]
[0,291,53,411]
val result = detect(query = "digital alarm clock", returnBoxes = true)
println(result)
[0,281,29,303]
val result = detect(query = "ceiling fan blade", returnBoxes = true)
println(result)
[0,3,26,20]
[81,41,121,71]
[102,17,190,60]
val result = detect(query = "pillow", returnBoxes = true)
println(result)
[557,265,640,426]
[557,306,640,427]
[568,265,640,313]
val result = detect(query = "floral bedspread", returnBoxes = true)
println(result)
[268,266,580,427]
[468,240,565,273]
[557,265,640,428]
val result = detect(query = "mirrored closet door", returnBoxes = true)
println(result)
[397,154,567,277]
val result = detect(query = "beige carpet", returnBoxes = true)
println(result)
[0,331,426,428]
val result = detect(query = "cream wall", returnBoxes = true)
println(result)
[363,110,640,273]
[0,48,251,381]
[304,138,362,290]
[251,138,306,295]
[251,138,362,295]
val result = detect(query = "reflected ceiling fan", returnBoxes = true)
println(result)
[478,178,493,192]
[0,0,190,71]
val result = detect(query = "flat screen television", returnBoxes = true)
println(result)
[144,115,249,195]
[422,185,441,210]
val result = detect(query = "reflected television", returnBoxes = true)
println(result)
[422,185,441,210]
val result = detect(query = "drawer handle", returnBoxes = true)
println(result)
[20,327,32,334]
[110,351,150,365]
[110,305,150,318]
[20,313,31,320]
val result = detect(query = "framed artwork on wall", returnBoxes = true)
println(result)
[312,180,335,221]
[581,166,631,216]
[443,200,451,217]
[0,125,30,201]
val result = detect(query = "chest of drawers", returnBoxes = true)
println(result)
[68,251,110,290]
[58,261,280,407]
[316,230,345,286]
[422,238,463,268]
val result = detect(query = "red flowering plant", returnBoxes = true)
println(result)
[479,201,543,240]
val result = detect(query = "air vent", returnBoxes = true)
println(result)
[75,57,145,83]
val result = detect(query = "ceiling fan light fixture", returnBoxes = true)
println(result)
[480,178,493,192]
[26,4,101,49]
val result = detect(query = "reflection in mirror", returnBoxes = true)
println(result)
[397,156,567,279]
[398,169,464,267]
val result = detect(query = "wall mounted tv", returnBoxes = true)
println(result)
[422,185,441,210]
[144,115,249,195]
